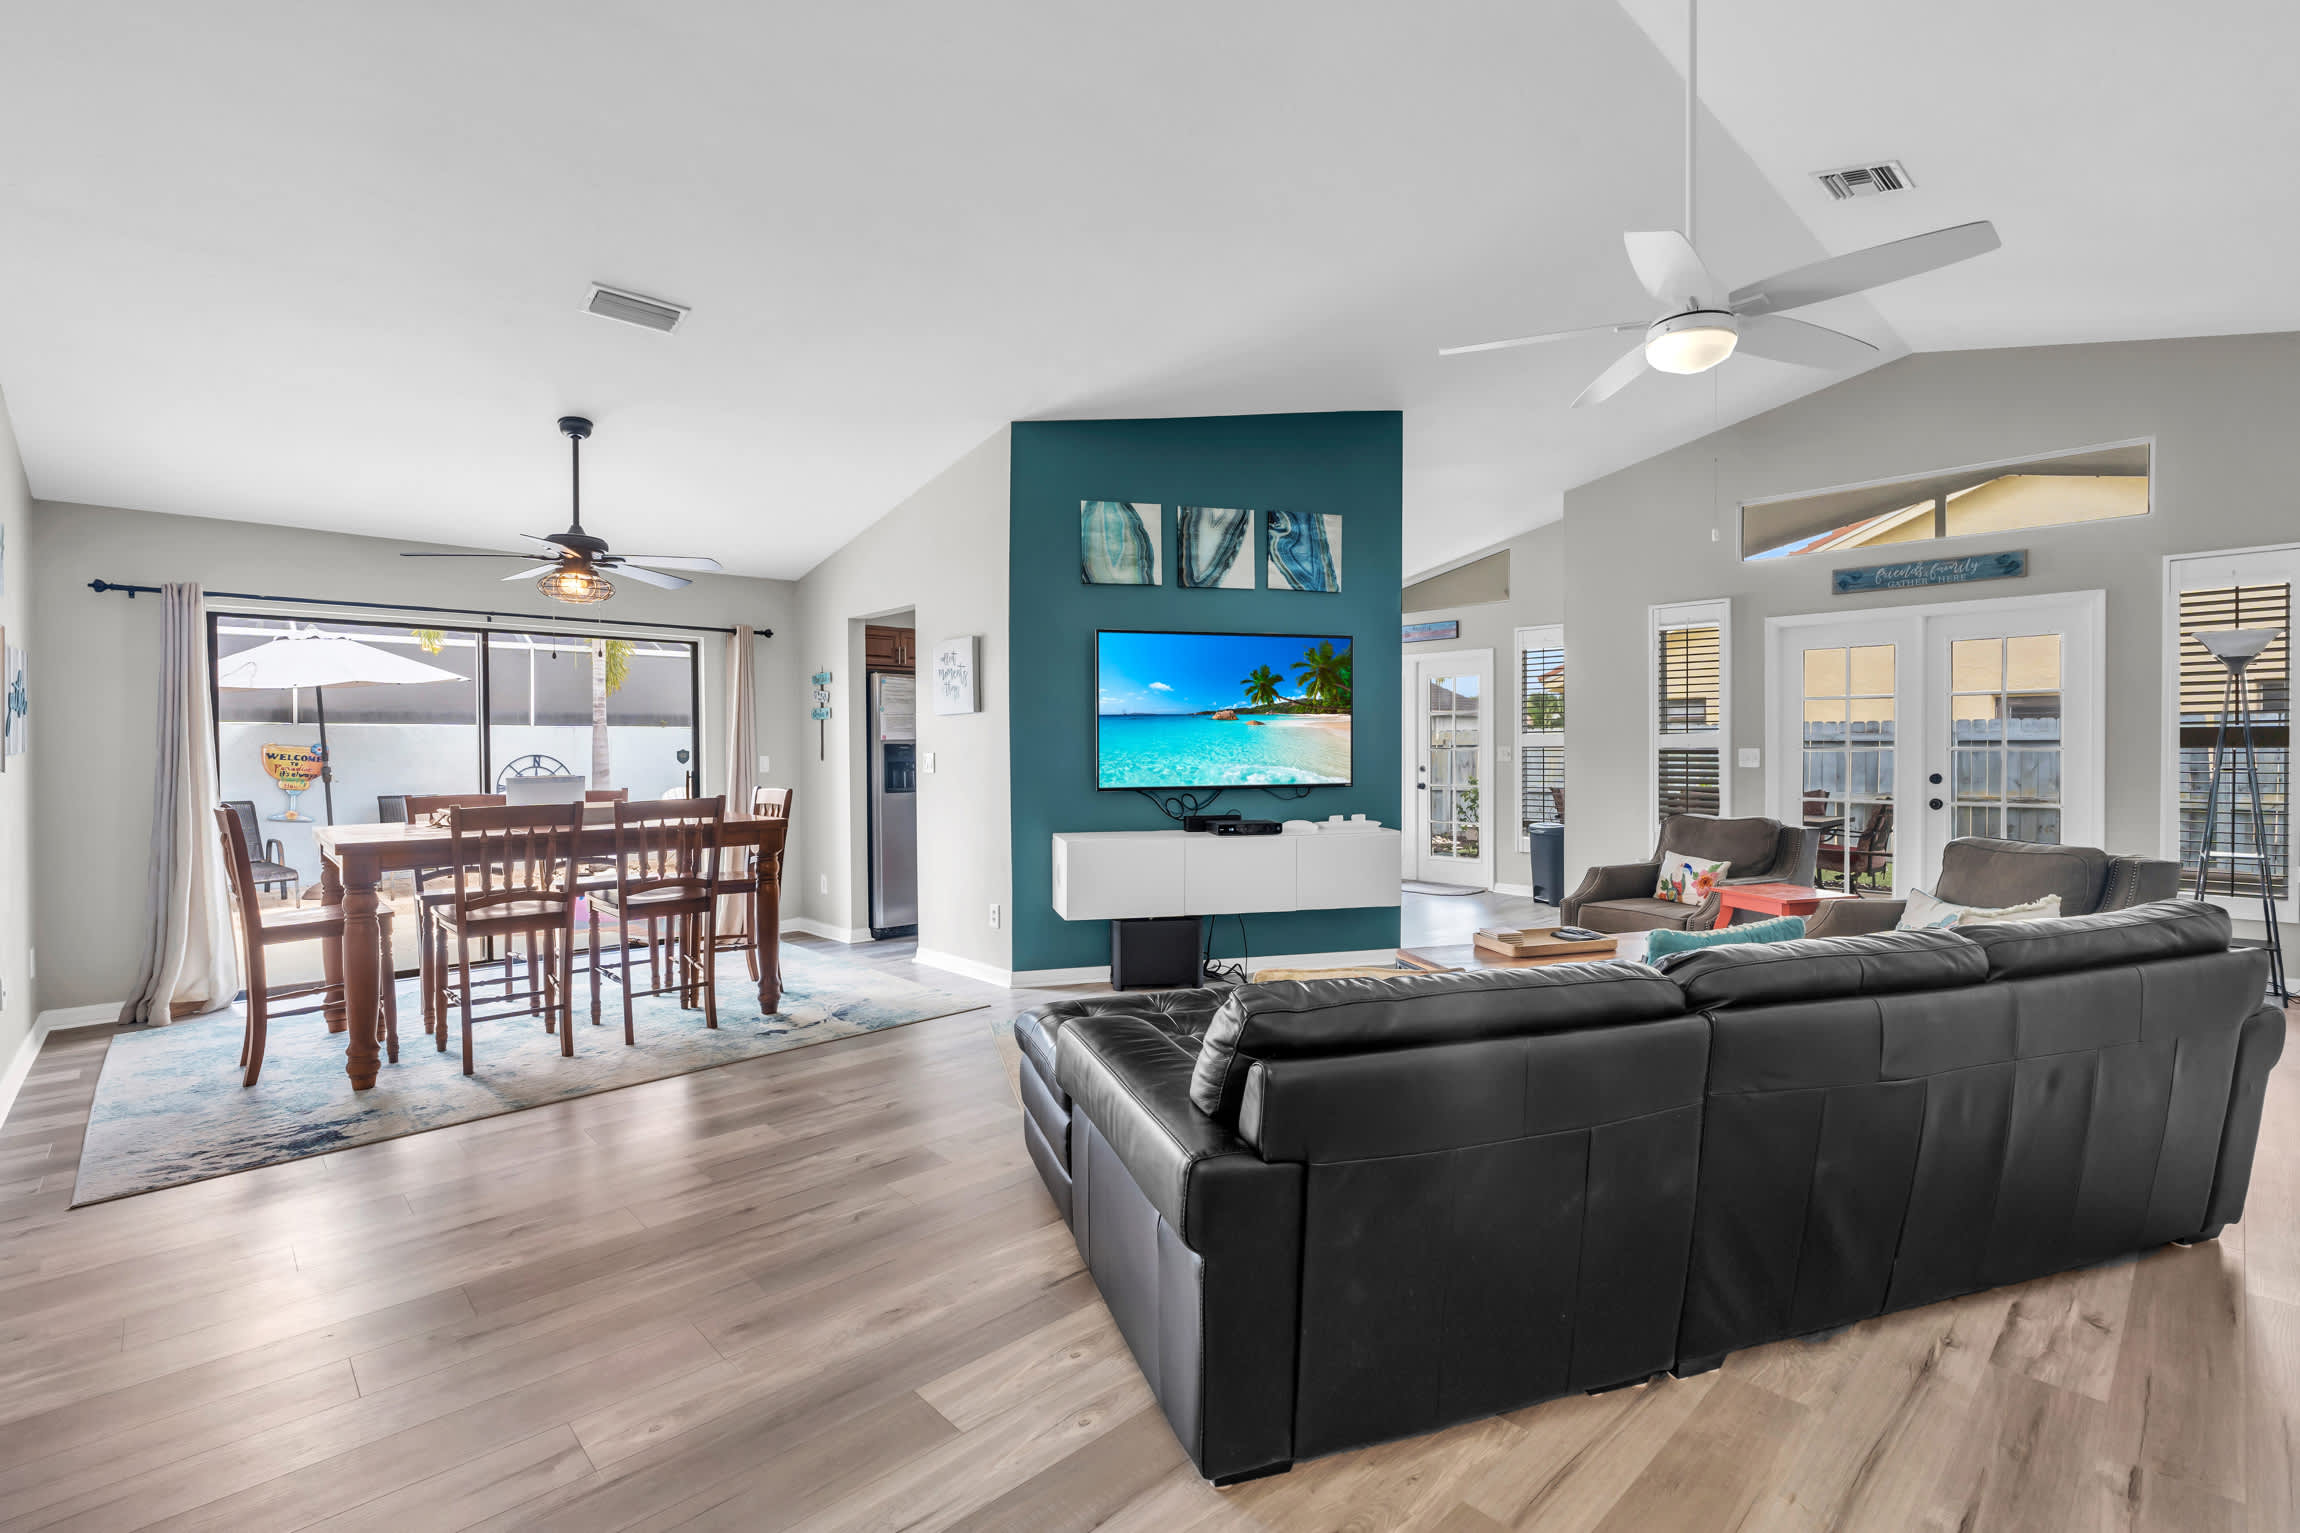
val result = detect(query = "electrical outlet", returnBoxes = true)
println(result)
[1737,747,1761,769]
[922,752,936,773]
[819,874,829,895]
[988,903,1000,929]
[757,754,770,775]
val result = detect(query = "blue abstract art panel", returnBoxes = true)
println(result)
[1266,510,1341,593]
[1176,505,1255,588]
[1080,500,1162,585]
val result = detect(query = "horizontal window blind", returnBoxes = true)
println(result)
[1521,746,1563,827]
[1658,748,1721,821]
[1657,625,1720,733]
[1521,647,1564,732]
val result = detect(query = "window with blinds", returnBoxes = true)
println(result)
[2177,582,2290,899]
[1517,629,1565,841]
[1657,625,1720,732]
[1651,602,1729,828]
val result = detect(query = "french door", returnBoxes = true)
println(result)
[1770,591,2103,896]
[1408,649,1493,888]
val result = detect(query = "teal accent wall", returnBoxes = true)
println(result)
[1008,412,1403,972]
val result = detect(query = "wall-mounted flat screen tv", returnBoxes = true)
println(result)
[1097,629,1353,790]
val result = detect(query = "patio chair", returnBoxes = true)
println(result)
[221,800,299,902]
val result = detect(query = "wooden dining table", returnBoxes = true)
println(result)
[312,813,790,1089]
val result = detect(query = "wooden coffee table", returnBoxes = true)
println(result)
[1710,881,1849,930]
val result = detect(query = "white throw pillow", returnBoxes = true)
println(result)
[1896,888,2063,930]
[1654,850,1732,905]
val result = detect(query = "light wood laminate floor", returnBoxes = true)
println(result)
[0,933,2293,1531]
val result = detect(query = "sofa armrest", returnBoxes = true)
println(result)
[2202,1001,2288,1237]
[1803,898,1906,940]
[1057,1013,1274,1244]
[1563,860,1663,922]
[1015,986,1228,1088]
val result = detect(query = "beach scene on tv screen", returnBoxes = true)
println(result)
[1097,631,1352,788]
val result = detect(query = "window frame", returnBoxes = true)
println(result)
[1738,436,2153,564]
[207,609,706,807]
[1650,598,1731,831]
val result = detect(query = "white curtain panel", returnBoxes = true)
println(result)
[718,625,759,933]
[120,583,241,1024]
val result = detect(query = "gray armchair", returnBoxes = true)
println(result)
[1561,813,1819,933]
[1803,836,2180,940]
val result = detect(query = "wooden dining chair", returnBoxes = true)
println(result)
[214,806,397,1087]
[590,797,726,1044]
[404,793,515,1031]
[584,788,630,803]
[427,803,584,1074]
[711,787,792,987]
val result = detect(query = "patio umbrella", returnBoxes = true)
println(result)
[215,630,463,822]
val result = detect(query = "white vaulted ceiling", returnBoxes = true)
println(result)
[0,3,2290,580]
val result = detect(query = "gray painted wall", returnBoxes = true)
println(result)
[28,500,796,1012]
[1403,521,1563,890]
[0,393,31,1064]
[787,427,1010,974]
[1560,331,2300,887]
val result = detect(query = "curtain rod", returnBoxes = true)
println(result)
[86,580,772,638]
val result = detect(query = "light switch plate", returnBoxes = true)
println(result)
[922,752,936,772]
[757,755,770,775]
[1737,747,1761,769]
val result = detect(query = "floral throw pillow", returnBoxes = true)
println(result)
[1655,850,1731,905]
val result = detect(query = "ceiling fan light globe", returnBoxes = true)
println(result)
[537,564,615,605]
[1645,310,1739,374]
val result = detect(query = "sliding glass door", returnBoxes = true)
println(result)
[483,632,700,798]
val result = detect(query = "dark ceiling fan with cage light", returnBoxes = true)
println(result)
[400,416,722,604]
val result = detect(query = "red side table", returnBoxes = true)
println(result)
[1711,881,1851,930]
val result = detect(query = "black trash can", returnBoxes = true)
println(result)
[1527,822,1565,905]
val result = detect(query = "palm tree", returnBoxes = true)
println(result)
[1293,641,1352,711]
[1240,664,1284,708]
[589,638,634,787]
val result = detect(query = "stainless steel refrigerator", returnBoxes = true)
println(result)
[868,671,918,938]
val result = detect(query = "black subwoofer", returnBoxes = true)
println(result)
[1110,916,1203,990]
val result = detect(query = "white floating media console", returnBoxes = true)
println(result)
[1051,826,1402,921]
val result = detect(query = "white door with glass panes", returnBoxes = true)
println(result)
[1770,590,2102,897]
[1411,650,1493,887]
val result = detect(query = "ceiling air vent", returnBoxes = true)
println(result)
[583,283,688,334]
[1812,160,1914,201]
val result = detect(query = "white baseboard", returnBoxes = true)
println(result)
[1012,946,1406,989]
[780,917,870,944]
[39,1003,121,1033]
[1491,881,1536,898]
[0,1003,120,1131]
[911,948,1015,988]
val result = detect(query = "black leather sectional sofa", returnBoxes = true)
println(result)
[1013,900,2285,1484]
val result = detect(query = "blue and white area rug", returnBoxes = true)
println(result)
[72,945,986,1206]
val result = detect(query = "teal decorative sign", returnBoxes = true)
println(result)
[1834,549,2027,595]
[1401,620,1458,644]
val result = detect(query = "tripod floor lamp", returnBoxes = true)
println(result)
[2191,627,2289,1002]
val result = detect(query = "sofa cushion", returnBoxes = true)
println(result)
[1954,899,2230,979]
[1186,963,1687,1123]
[1935,838,2112,915]
[1576,897,1709,933]
[1657,928,1987,1008]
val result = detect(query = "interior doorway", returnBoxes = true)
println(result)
[1406,648,1494,889]
[1768,590,2104,897]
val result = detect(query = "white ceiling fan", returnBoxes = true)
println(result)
[1441,0,2001,407]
